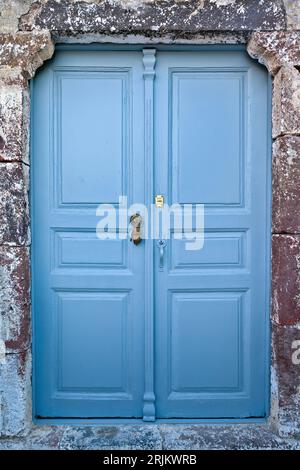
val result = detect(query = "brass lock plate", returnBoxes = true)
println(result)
[155,195,164,208]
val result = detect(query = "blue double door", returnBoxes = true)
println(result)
[32,48,270,419]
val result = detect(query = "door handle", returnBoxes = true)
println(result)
[130,213,142,245]
[157,240,167,270]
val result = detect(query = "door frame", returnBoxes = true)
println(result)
[31,43,272,424]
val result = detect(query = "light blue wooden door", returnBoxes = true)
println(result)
[154,51,270,418]
[32,51,146,417]
[33,48,270,419]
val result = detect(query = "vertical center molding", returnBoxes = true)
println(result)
[142,48,156,422]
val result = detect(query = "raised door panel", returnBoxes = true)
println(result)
[171,71,245,207]
[170,292,243,393]
[57,72,129,206]
[56,292,131,393]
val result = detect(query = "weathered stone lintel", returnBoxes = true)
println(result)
[53,31,249,45]
[19,0,286,35]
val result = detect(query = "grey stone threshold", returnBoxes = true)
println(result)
[1,424,300,450]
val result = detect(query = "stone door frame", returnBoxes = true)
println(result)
[0,3,300,440]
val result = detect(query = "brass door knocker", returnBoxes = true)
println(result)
[130,213,143,245]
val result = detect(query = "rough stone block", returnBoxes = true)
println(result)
[248,31,300,74]
[0,31,54,79]
[1,423,300,450]
[160,423,300,449]
[284,0,300,30]
[0,83,29,163]
[0,1,34,34]
[272,234,300,326]
[273,324,300,437]
[0,350,31,437]
[58,425,162,450]
[273,136,300,232]
[0,246,30,354]
[0,162,29,245]
[273,66,300,138]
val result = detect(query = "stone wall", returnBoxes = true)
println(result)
[0,0,300,447]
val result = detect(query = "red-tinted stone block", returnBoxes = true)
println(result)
[273,136,300,233]
[272,234,300,326]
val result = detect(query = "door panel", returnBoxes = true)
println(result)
[56,291,130,392]
[170,292,242,391]
[33,51,145,417]
[154,51,270,418]
[169,230,247,271]
[53,232,126,268]
[171,71,243,206]
[59,73,128,205]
